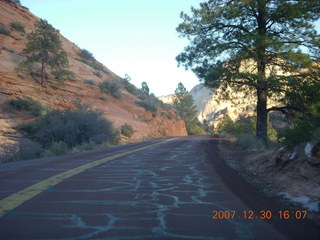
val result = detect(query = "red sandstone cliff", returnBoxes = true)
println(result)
[0,1,187,148]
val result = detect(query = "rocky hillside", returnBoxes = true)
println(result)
[0,0,187,150]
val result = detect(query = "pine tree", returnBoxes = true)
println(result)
[173,82,198,134]
[22,19,69,86]
[141,82,150,95]
[176,0,320,143]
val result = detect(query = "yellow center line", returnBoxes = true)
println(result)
[0,138,177,217]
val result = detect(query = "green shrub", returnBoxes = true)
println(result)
[186,120,206,135]
[18,107,120,150]
[8,98,46,116]
[0,23,10,35]
[279,120,316,148]
[51,69,75,81]
[121,124,134,138]
[84,79,95,86]
[99,81,122,99]
[41,141,69,157]
[10,22,25,33]
[93,71,102,78]
[78,49,95,61]
[124,80,138,95]
[216,115,277,141]
[235,133,266,151]
[136,100,157,113]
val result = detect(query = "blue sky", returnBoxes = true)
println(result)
[20,0,203,96]
[19,1,320,96]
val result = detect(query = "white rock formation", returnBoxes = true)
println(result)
[160,84,256,126]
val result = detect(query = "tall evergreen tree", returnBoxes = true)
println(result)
[176,0,320,143]
[141,81,150,95]
[173,82,198,134]
[22,19,69,86]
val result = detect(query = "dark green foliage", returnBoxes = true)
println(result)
[93,71,102,78]
[8,98,46,116]
[10,22,25,33]
[176,0,320,143]
[3,0,21,6]
[0,23,10,35]
[99,81,122,99]
[172,82,198,135]
[216,115,277,141]
[78,49,95,61]
[124,80,138,95]
[84,79,95,86]
[136,100,157,113]
[77,49,108,73]
[186,120,206,135]
[51,69,75,81]
[21,19,69,85]
[165,112,173,120]
[121,124,134,138]
[279,121,317,149]
[141,82,150,95]
[18,107,119,150]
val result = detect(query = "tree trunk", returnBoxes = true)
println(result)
[256,0,268,144]
[256,88,268,144]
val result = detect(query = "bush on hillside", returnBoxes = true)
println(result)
[186,120,206,135]
[123,80,138,95]
[10,22,25,33]
[121,124,134,138]
[99,80,122,99]
[8,98,47,116]
[84,79,96,86]
[51,69,75,81]
[78,49,95,61]
[0,23,10,35]
[136,100,157,113]
[279,120,316,148]
[216,115,277,141]
[18,107,120,151]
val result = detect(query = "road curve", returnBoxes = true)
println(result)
[0,135,318,240]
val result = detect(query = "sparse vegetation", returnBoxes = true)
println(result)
[18,106,120,157]
[0,141,41,163]
[140,82,150,95]
[51,69,75,81]
[77,49,109,73]
[84,79,96,86]
[123,80,138,95]
[279,120,317,149]
[78,49,95,61]
[8,98,47,116]
[93,71,102,78]
[186,120,206,135]
[121,124,134,138]
[10,22,25,34]
[216,115,278,150]
[21,19,69,86]
[136,100,157,113]
[99,80,122,99]
[3,0,21,6]
[0,23,10,35]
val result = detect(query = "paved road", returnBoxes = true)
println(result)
[0,136,319,239]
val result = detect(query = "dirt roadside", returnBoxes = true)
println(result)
[216,140,320,226]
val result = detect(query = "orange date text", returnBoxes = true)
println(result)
[211,210,308,220]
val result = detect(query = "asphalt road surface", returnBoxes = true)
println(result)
[0,135,319,240]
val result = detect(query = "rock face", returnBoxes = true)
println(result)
[160,84,256,126]
[0,1,187,150]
